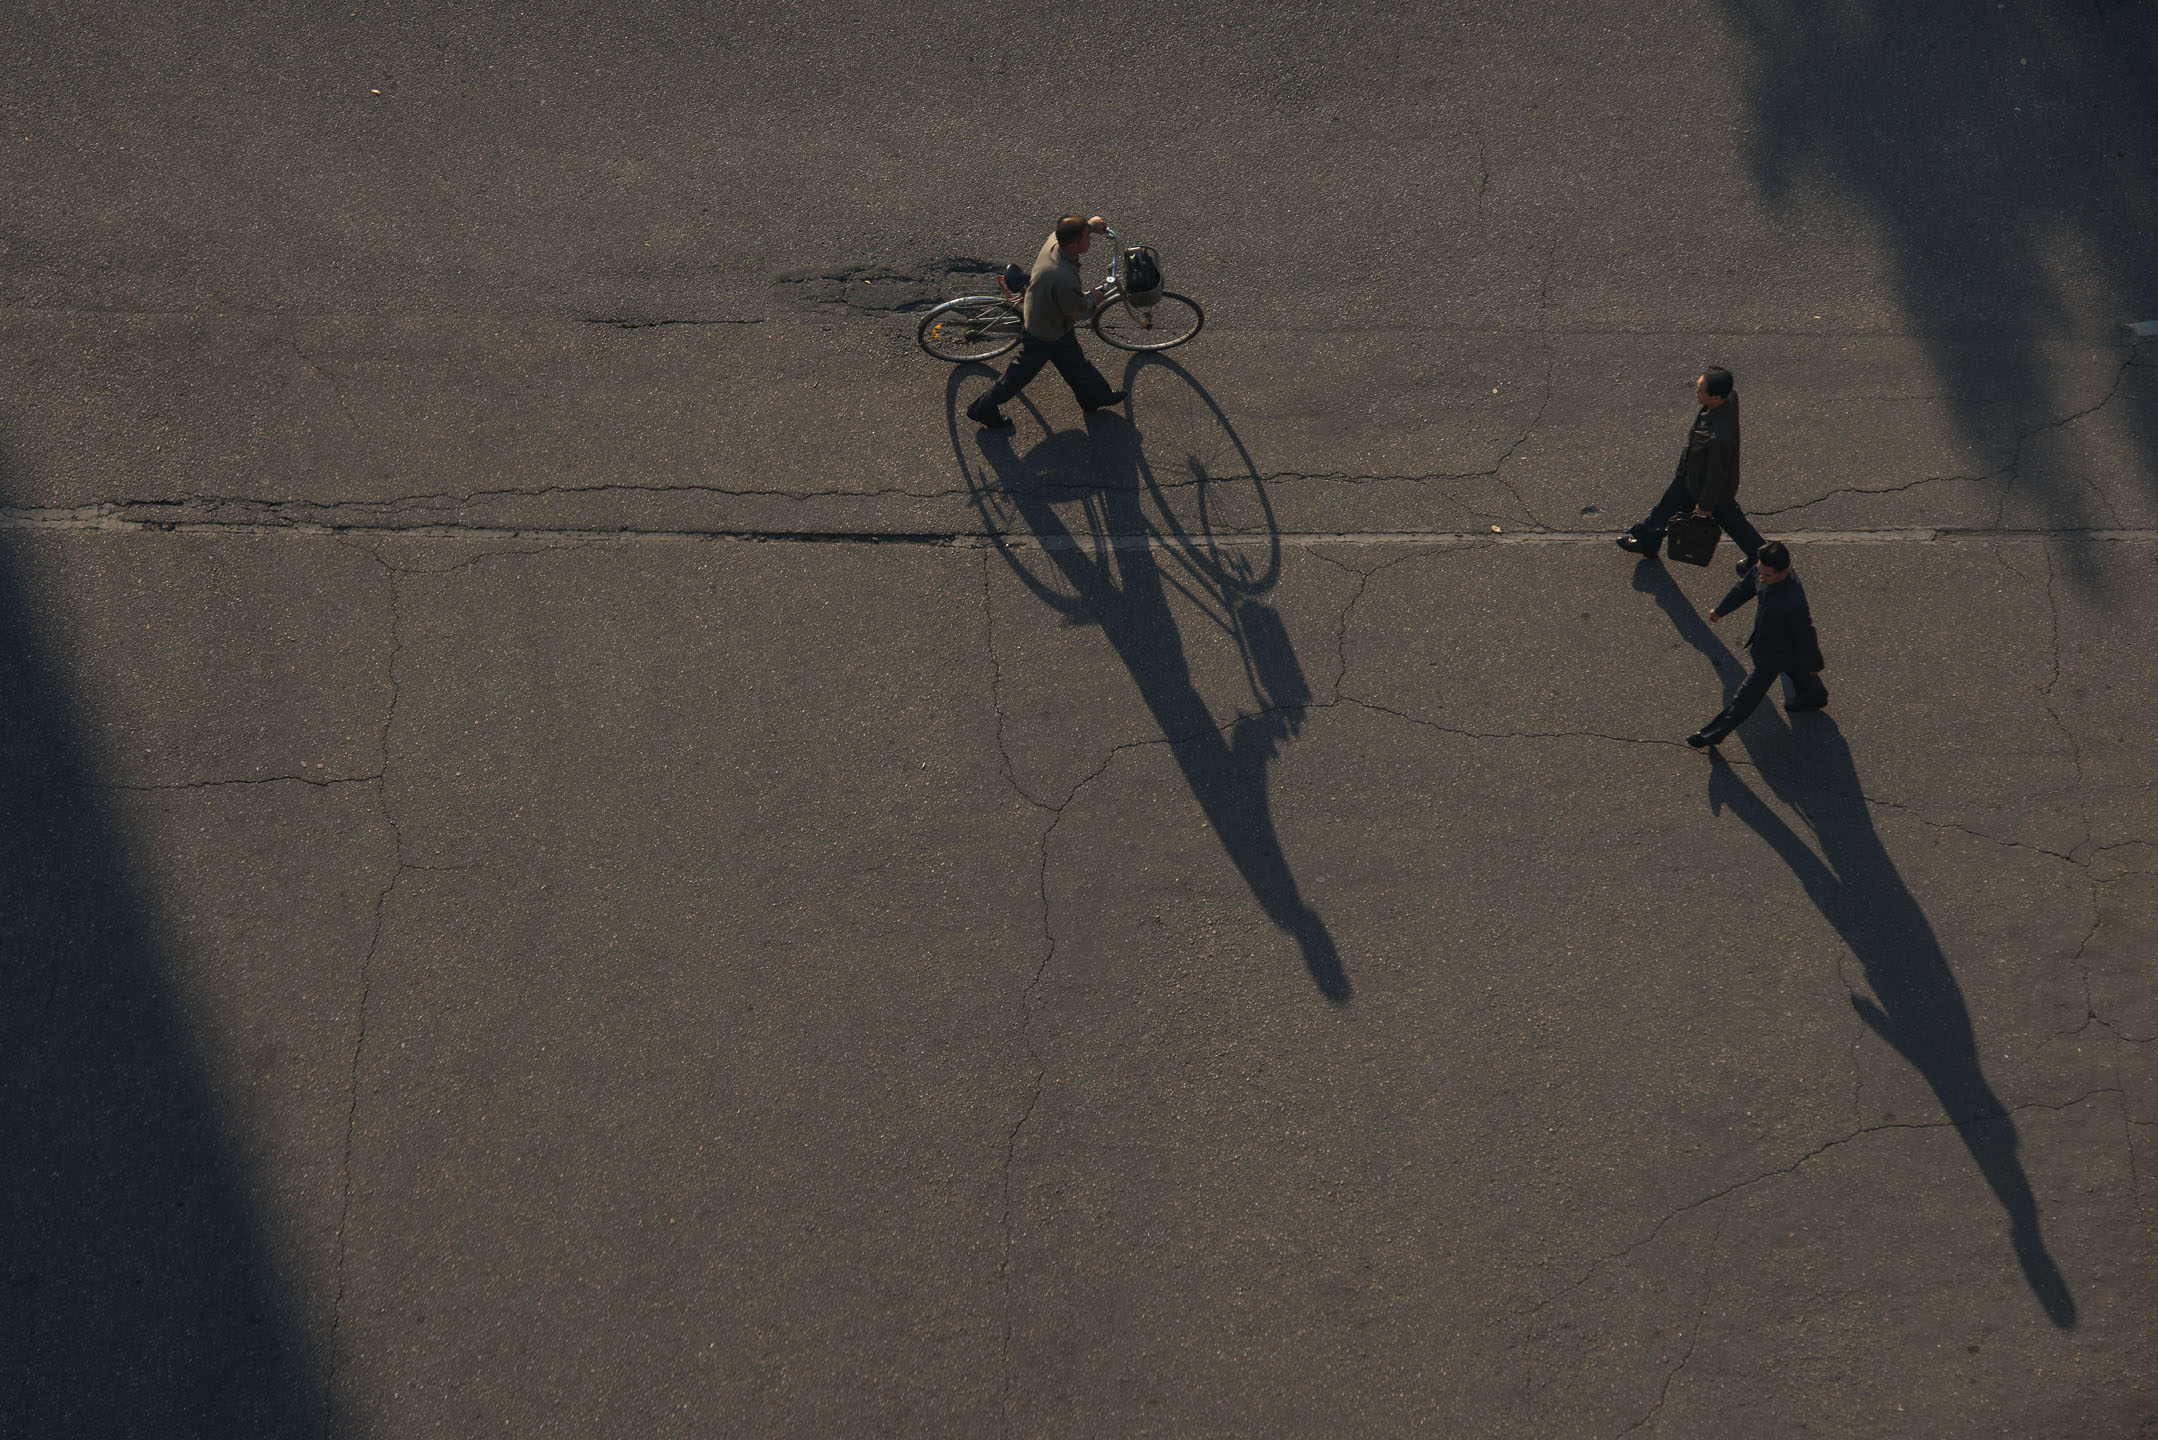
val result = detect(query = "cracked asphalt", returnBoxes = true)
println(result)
[3,2,2156,1436]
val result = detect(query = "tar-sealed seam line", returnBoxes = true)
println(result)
[6,510,2158,547]
[96,772,383,792]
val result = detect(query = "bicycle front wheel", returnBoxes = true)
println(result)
[918,298,1022,363]
[1092,293,1204,351]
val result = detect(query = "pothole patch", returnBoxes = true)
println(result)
[576,315,765,330]
[775,258,1004,314]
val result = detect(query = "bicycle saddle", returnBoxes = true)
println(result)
[999,262,1029,295]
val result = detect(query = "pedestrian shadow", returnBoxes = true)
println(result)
[1628,558,1747,702]
[0,449,340,1429]
[1706,720,2076,1328]
[945,357,1349,1003]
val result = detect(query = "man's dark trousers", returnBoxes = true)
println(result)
[1698,662,1828,743]
[1629,472,1765,564]
[970,330,1116,417]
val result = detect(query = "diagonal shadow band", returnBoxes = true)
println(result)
[948,357,1349,1002]
[1628,552,2075,1325]
[1710,728,2077,1329]
[1629,556,1748,704]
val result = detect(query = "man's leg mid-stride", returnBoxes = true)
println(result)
[1785,668,1829,712]
[1044,331,1119,412]
[1715,503,1766,573]
[1688,663,1780,747]
[968,338,1054,428]
[1619,472,1694,556]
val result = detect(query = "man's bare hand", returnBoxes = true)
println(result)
[1707,610,1723,622]
[1087,215,1107,232]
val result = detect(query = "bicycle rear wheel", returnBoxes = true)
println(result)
[918,298,1022,362]
[1092,292,1204,351]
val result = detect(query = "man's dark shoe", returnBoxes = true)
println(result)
[1735,557,1756,577]
[1686,729,1721,749]
[1616,533,1657,557]
[1083,390,1128,413]
[968,407,1014,430]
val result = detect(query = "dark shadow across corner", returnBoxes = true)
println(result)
[1724,0,2158,580]
[0,453,342,1432]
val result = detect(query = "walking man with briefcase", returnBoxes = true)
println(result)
[1617,367,1765,573]
[1687,540,1828,748]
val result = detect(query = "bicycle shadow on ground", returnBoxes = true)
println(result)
[944,357,1349,1003]
[1708,721,2076,1329]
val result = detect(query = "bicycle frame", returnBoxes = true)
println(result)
[1096,223,1126,306]
[918,219,1201,362]
[996,223,1124,306]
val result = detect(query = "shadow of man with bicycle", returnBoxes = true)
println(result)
[1629,563,2075,1326]
[946,357,1350,1003]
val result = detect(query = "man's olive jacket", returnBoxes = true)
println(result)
[1022,232,1092,342]
[1676,395,1742,509]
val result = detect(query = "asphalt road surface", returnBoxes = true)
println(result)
[4,2,2156,1436]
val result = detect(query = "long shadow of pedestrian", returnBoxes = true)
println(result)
[1625,558,2074,1323]
[0,449,339,1429]
[946,358,1349,1002]
[1629,558,1747,701]
[1707,722,2076,1328]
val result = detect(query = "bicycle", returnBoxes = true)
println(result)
[916,224,1205,363]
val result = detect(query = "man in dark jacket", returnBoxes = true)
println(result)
[1687,540,1828,748]
[1617,367,1765,571]
[966,213,1126,429]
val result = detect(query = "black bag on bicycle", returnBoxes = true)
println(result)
[1121,247,1164,307]
[1663,512,1721,567]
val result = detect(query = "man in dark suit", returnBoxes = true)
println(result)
[1687,540,1827,748]
[1617,367,1765,572]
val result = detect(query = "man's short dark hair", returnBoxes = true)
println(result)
[1702,367,1735,399]
[1756,540,1791,571]
[1054,214,1089,246]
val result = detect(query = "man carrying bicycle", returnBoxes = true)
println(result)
[965,213,1127,429]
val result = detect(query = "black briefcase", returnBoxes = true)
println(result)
[1664,513,1721,567]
